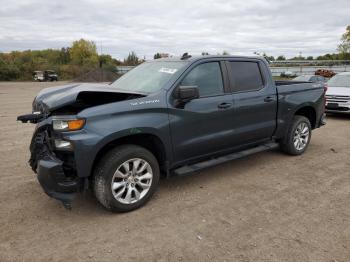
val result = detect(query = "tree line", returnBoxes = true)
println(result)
[0,39,142,81]
[259,26,350,61]
[1,26,349,81]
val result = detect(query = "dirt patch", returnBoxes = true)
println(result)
[0,81,349,262]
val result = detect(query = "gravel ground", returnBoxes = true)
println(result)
[0,81,349,262]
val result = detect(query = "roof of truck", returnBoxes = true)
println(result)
[153,55,265,62]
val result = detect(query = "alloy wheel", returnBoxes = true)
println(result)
[111,158,153,204]
[293,122,310,151]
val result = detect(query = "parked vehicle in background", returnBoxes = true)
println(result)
[44,70,58,81]
[33,70,58,81]
[293,75,326,84]
[315,69,336,78]
[325,72,350,114]
[33,71,44,81]
[280,71,296,78]
[18,55,326,212]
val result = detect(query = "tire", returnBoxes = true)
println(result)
[280,116,312,155]
[93,145,160,212]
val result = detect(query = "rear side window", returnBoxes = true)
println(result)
[310,76,318,82]
[181,62,224,97]
[228,61,264,92]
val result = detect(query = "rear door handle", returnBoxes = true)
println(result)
[264,96,274,102]
[218,102,232,109]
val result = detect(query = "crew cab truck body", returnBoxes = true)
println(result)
[18,55,326,212]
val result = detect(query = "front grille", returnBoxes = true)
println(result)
[29,126,77,177]
[326,95,350,103]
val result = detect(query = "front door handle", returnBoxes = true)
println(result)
[218,102,232,109]
[264,96,274,102]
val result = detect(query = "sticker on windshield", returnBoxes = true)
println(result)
[158,67,178,74]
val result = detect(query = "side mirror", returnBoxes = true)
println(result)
[176,85,199,102]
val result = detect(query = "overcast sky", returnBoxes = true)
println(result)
[0,0,349,59]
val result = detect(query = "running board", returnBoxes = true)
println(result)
[173,142,279,176]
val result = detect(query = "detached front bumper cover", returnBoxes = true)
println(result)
[30,125,82,208]
[37,157,80,207]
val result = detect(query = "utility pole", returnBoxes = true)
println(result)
[100,41,103,82]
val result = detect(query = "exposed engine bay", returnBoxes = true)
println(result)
[17,83,146,123]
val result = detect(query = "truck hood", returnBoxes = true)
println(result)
[326,86,350,96]
[33,83,147,113]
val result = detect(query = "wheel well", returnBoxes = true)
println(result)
[295,106,316,128]
[92,134,167,176]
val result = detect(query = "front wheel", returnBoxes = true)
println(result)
[280,116,312,155]
[93,145,160,212]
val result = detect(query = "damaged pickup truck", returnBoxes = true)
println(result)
[18,55,326,212]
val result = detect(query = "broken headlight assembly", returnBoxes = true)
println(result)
[52,119,85,131]
[52,119,85,150]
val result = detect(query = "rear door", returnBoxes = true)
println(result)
[226,60,277,145]
[168,60,235,164]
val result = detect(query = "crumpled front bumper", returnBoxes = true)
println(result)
[37,157,80,204]
[30,124,82,206]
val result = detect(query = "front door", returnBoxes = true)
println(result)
[168,61,235,164]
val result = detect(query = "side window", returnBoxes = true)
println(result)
[181,62,224,97]
[310,76,317,82]
[228,62,264,92]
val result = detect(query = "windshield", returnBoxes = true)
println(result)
[327,74,350,87]
[110,61,188,93]
[293,75,311,81]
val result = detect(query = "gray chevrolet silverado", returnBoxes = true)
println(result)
[18,55,326,212]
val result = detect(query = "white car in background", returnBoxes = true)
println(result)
[325,72,350,114]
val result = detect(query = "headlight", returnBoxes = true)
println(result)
[53,119,85,131]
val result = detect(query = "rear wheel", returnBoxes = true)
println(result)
[93,145,160,212]
[280,116,312,155]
